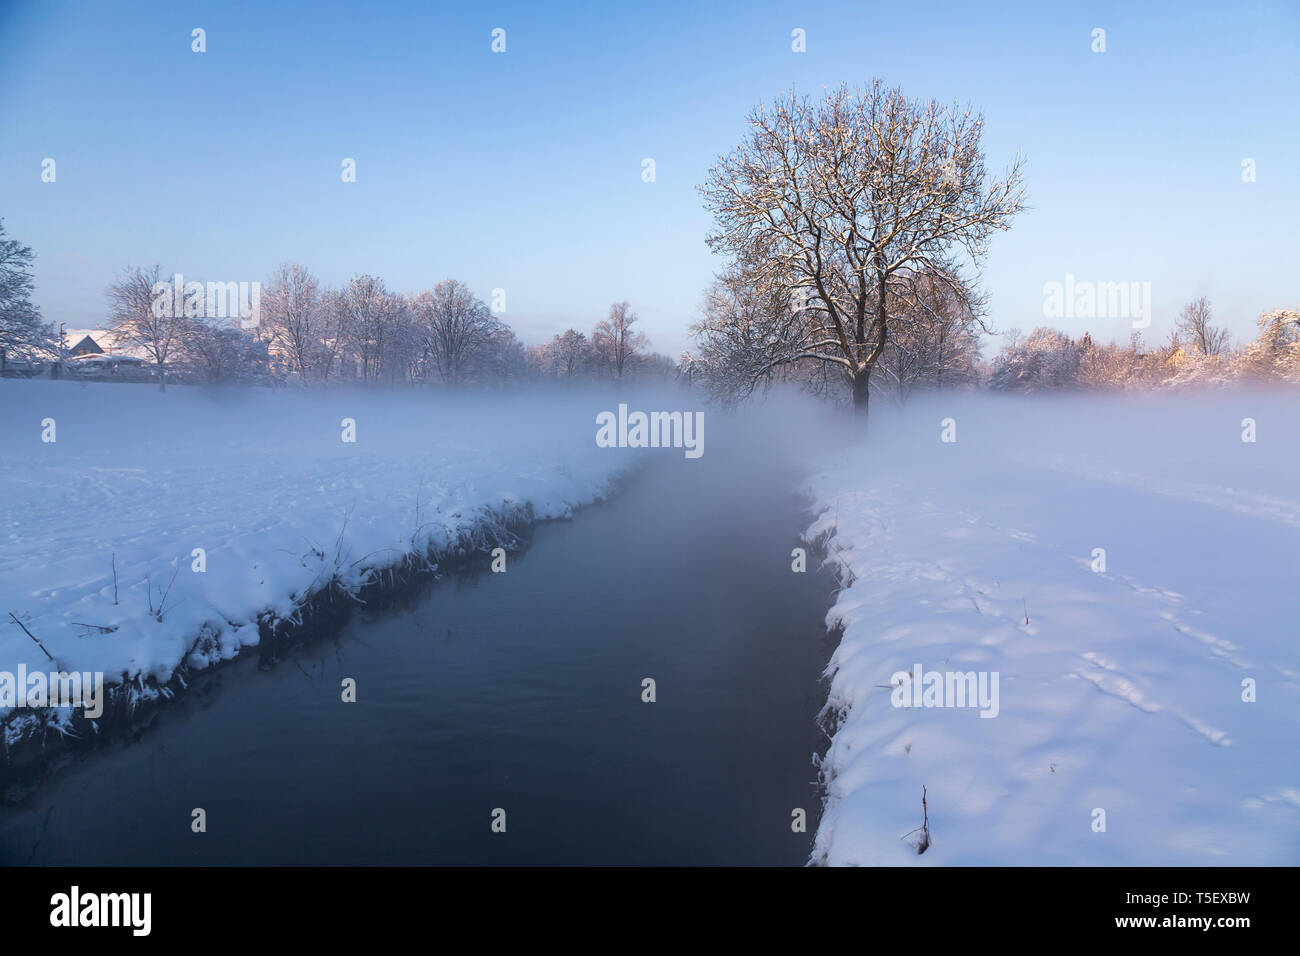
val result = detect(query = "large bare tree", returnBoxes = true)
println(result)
[700,80,1026,413]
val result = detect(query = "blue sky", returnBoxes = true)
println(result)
[1,0,1297,357]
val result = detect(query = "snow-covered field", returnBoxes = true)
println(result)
[0,380,632,743]
[806,390,1300,865]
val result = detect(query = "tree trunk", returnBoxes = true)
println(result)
[851,366,870,413]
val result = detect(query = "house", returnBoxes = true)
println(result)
[68,334,104,357]
[60,329,152,362]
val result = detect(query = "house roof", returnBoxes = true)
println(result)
[60,329,152,362]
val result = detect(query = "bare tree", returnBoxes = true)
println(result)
[473,323,527,385]
[184,320,264,383]
[412,279,500,385]
[107,264,186,390]
[875,270,986,402]
[691,263,798,404]
[525,342,554,379]
[336,275,410,382]
[1175,296,1229,356]
[700,80,1026,414]
[263,262,322,382]
[592,301,648,379]
[548,328,593,379]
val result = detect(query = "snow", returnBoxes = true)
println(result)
[0,380,634,741]
[805,389,1300,865]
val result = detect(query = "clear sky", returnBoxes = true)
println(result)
[1,0,1297,358]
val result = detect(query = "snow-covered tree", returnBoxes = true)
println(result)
[262,262,323,382]
[184,319,266,383]
[700,80,1025,413]
[107,264,185,390]
[0,220,53,369]
[1240,308,1300,382]
[690,263,802,404]
[989,327,1083,391]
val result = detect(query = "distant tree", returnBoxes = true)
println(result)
[592,301,648,379]
[336,275,408,382]
[262,262,323,382]
[184,319,264,383]
[700,80,1025,414]
[314,288,349,382]
[524,342,554,379]
[412,280,502,386]
[1241,308,1300,381]
[988,327,1082,391]
[548,328,593,379]
[473,324,527,385]
[690,264,796,404]
[630,351,677,381]
[107,264,185,390]
[0,219,53,369]
[1076,336,1137,389]
[1175,296,1230,356]
[876,270,986,402]
[676,351,699,388]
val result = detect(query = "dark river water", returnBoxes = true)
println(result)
[0,431,836,865]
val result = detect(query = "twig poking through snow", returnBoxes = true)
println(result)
[901,785,932,855]
[7,611,55,662]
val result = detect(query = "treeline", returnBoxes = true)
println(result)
[685,284,1300,405]
[0,222,678,388]
[988,298,1300,392]
[110,263,677,389]
[524,302,677,383]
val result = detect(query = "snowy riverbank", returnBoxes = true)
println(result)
[805,390,1300,865]
[0,381,635,753]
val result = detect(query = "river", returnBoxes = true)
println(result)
[0,428,836,865]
